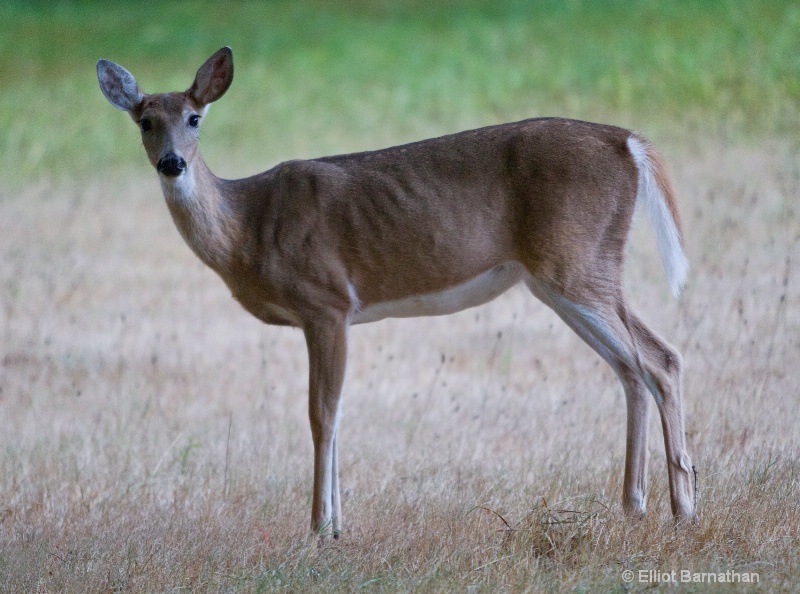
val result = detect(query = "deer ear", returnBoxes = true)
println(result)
[189,47,234,106]
[97,59,143,112]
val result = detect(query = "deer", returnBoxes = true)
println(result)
[97,47,695,537]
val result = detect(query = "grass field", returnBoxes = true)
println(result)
[1,1,799,591]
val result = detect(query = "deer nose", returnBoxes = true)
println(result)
[157,154,186,177]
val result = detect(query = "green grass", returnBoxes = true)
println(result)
[1,0,798,186]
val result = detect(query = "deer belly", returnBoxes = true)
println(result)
[351,261,526,324]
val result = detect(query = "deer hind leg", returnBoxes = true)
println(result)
[618,366,650,517]
[625,308,694,520]
[304,314,348,538]
[331,430,342,535]
[526,279,693,520]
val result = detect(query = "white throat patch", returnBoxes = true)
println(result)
[159,167,196,203]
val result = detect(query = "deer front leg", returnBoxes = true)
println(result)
[304,314,348,538]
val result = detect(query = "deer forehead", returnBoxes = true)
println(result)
[138,93,199,121]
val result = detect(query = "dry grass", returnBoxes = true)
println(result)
[1,139,799,591]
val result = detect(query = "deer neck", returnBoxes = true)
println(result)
[159,156,238,273]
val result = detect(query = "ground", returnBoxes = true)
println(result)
[1,139,798,591]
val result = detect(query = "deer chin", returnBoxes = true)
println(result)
[159,167,195,202]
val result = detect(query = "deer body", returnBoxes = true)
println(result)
[98,48,695,537]
[165,119,641,324]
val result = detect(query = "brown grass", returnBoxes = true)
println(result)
[1,139,798,591]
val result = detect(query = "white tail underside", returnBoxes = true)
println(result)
[627,136,689,297]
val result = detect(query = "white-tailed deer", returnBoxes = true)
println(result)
[97,47,695,536]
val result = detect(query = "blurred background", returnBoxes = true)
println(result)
[1,2,799,591]
[1,0,798,186]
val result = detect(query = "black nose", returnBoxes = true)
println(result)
[157,154,186,177]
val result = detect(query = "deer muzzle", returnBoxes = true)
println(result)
[157,154,187,177]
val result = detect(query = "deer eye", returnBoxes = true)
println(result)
[188,114,200,128]
[140,118,152,133]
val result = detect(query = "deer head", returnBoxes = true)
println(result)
[97,47,234,179]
